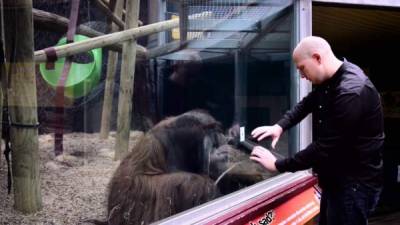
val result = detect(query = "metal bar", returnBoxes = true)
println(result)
[186,0,293,7]
[154,171,315,225]
[297,0,313,150]
[179,1,188,43]
[187,39,241,49]
[313,0,400,8]
[187,19,260,32]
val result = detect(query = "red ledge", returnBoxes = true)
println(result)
[205,174,318,225]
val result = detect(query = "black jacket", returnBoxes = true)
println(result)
[275,60,384,191]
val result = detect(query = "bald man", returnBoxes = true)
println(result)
[250,36,384,225]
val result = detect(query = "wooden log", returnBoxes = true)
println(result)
[114,0,140,160]
[34,11,212,62]
[33,9,104,37]
[100,0,127,19]
[100,0,124,139]
[3,0,42,213]
[32,8,146,56]
[147,40,183,58]
[34,18,174,62]
[106,0,117,11]
[93,0,143,28]
[93,0,124,29]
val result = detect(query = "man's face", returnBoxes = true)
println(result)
[294,54,323,85]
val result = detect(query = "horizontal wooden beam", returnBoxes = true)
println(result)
[34,19,176,62]
[147,40,183,58]
[34,12,212,63]
[33,8,147,55]
[33,9,103,36]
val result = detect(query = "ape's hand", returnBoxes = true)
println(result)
[250,146,277,172]
[251,124,283,149]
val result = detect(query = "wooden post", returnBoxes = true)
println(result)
[3,0,42,213]
[114,0,140,160]
[99,0,124,139]
[0,0,5,168]
[0,85,3,170]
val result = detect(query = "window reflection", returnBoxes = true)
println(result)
[145,3,296,221]
[3,0,296,224]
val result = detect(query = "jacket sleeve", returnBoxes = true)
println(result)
[275,91,362,172]
[277,91,316,131]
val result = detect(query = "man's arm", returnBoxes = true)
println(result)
[251,91,317,146]
[275,91,362,172]
[277,90,317,131]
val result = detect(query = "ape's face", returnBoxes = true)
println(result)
[152,111,225,174]
[150,110,274,190]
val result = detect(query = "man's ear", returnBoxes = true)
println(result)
[312,53,322,64]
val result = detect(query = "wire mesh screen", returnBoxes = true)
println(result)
[182,0,293,47]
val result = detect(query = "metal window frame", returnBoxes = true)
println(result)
[296,0,313,151]
[151,1,400,223]
[297,0,400,149]
[153,171,316,225]
[151,2,318,224]
[313,0,400,8]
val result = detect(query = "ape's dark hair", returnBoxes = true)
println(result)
[105,110,222,225]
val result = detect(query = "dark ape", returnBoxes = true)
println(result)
[89,110,274,225]
[103,110,224,225]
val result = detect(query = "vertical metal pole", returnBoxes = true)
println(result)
[234,50,247,132]
[179,0,188,45]
[295,0,313,151]
[158,0,167,46]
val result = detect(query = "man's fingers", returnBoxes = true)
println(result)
[251,130,264,138]
[251,127,269,137]
[251,127,263,136]
[250,149,260,157]
[271,137,279,149]
[257,132,271,141]
[250,156,261,163]
[251,147,262,156]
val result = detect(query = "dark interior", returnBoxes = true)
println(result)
[313,3,400,213]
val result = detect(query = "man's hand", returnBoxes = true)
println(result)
[251,124,283,149]
[250,146,278,172]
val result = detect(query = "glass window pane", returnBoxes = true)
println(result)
[1,1,295,224]
[153,0,295,220]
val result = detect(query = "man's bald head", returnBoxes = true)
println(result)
[293,36,333,61]
[292,36,343,84]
